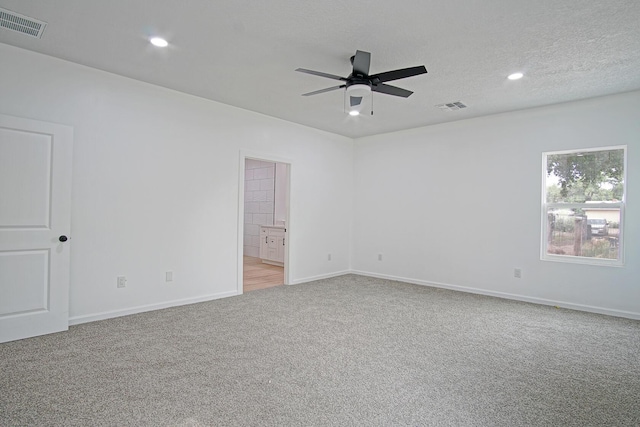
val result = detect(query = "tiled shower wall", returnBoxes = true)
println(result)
[244,159,275,257]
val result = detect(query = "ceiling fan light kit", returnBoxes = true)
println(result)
[345,84,371,116]
[296,50,427,116]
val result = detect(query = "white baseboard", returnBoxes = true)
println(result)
[69,269,352,326]
[350,270,640,320]
[288,270,351,285]
[68,290,239,326]
[68,271,639,325]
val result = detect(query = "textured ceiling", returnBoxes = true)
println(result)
[1,0,639,138]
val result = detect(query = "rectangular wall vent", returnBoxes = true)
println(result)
[435,101,468,112]
[0,8,47,39]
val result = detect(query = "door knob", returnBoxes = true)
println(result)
[59,235,68,242]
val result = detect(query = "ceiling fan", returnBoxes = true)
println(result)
[295,50,427,115]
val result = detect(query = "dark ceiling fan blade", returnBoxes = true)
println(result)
[372,83,413,98]
[351,50,371,76]
[295,68,347,81]
[302,85,346,96]
[369,65,427,83]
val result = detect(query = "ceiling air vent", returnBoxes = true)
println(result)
[435,101,468,112]
[0,8,47,38]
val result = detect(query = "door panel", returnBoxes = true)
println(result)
[0,128,52,228]
[0,250,49,315]
[0,114,73,343]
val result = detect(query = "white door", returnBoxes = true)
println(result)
[0,114,73,343]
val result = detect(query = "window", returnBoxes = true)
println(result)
[542,146,626,266]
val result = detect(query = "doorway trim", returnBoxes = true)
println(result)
[237,150,292,295]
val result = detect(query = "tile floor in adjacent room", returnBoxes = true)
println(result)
[243,256,284,292]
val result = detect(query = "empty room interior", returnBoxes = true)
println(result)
[0,1,639,425]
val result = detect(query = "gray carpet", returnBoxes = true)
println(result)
[1,274,639,426]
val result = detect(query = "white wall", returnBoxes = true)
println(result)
[2,42,638,323]
[244,159,275,257]
[353,91,640,318]
[0,43,353,322]
[274,162,288,226]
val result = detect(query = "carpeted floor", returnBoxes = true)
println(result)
[1,274,639,426]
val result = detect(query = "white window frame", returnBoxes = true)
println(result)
[541,145,626,267]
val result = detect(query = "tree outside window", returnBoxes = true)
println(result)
[542,147,626,266]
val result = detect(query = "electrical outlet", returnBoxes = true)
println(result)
[117,276,127,288]
[378,254,383,261]
[514,268,522,279]
[327,254,332,261]
[165,271,173,282]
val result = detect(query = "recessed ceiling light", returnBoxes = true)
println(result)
[150,37,168,47]
[349,110,360,116]
[508,72,524,80]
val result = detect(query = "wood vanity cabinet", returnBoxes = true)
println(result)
[260,226,285,266]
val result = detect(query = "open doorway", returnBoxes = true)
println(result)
[238,154,290,293]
